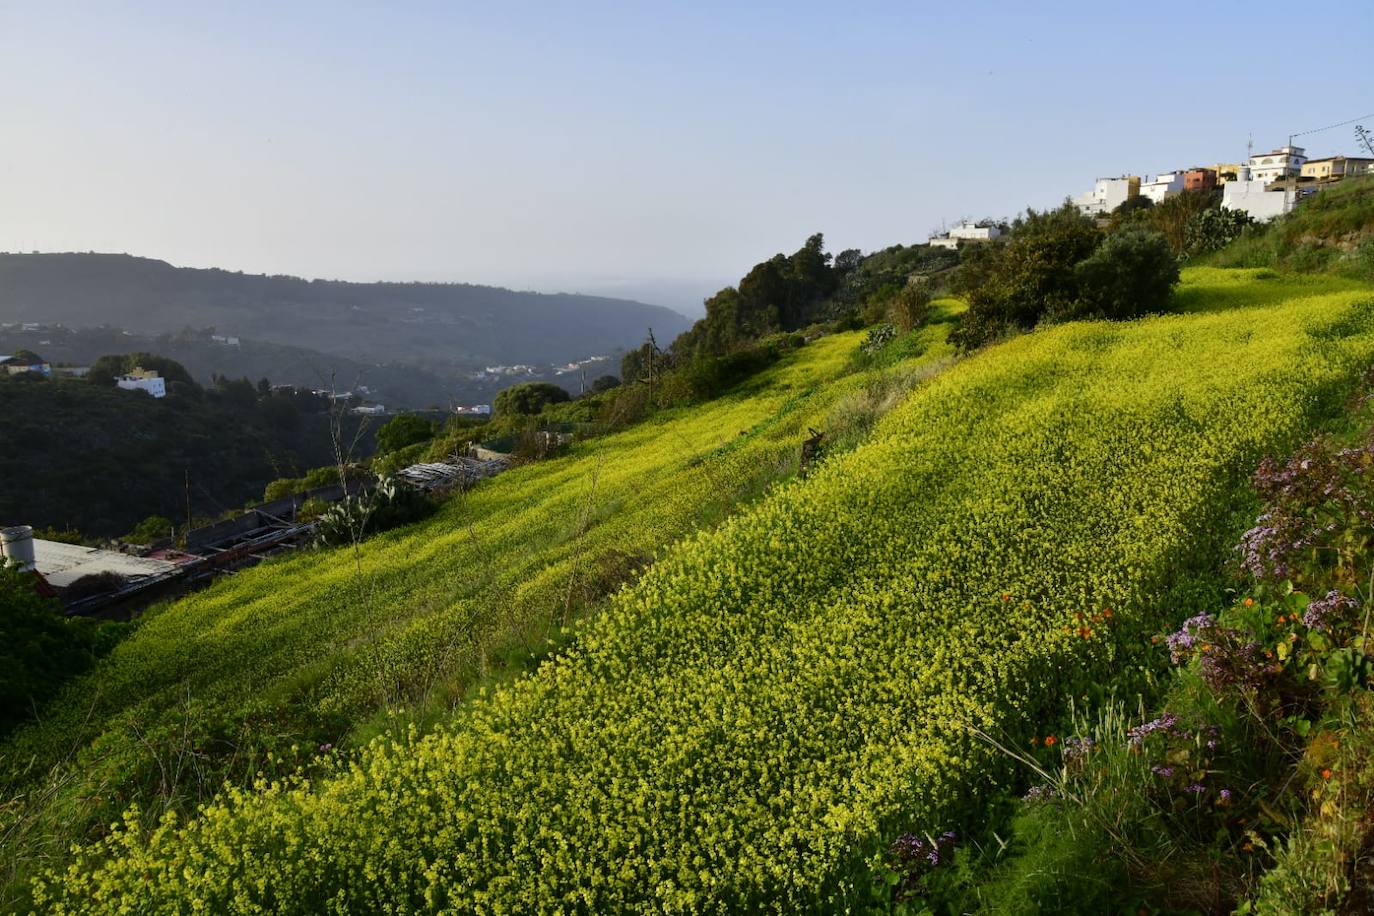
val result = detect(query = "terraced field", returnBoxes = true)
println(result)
[27,270,1374,912]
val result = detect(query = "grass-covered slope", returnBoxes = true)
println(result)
[34,271,1374,912]
[0,316,957,906]
[1204,175,1374,279]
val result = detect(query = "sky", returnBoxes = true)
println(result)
[3,1,1372,316]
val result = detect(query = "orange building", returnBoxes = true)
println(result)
[1183,168,1217,192]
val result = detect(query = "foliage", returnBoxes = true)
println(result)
[0,376,373,538]
[374,413,438,455]
[1186,206,1256,257]
[589,374,621,394]
[950,204,1099,350]
[671,234,842,361]
[87,352,198,390]
[0,567,127,739]
[886,280,933,332]
[954,389,1374,913]
[123,516,172,545]
[494,381,572,417]
[1061,226,1179,322]
[1137,190,1220,255]
[312,477,436,548]
[953,204,1180,350]
[27,271,1374,912]
[1,325,940,908]
[1205,177,1374,281]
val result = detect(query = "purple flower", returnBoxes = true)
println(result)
[1024,784,1057,801]
[1151,765,1175,777]
[1218,789,1234,803]
[1127,713,1181,747]
[1303,590,1360,633]
[1166,614,1216,663]
[1185,783,1207,794]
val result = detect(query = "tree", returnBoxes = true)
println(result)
[494,382,572,417]
[1142,190,1219,255]
[125,515,173,544]
[953,203,1102,340]
[589,375,621,394]
[88,352,199,390]
[375,413,438,455]
[952,205,1179,351]
[1185,207,1256,256]
[0,565,127,737]
[1066,226,1180,321]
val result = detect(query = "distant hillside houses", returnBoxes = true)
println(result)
[0,355,52,378]
[1071,140,1372,224]
[115,367,166,398]
[929,220,1004,250]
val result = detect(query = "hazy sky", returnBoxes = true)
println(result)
[3,1,1372,314]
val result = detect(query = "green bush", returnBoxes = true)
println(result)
[0,567,127,738]
[1065,226,1179,321]
[374,414,437,455]
[494,382,571,417]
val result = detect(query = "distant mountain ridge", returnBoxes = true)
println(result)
[0,253,692,374]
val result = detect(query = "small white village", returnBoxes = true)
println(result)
[929,141,1372,248]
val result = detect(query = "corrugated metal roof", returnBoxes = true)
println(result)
[31,539,180,589]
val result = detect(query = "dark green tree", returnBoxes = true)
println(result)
[0,565,127,737]
[1066,226,1180,321]
[494,382,572,417]
[375,413,438,455]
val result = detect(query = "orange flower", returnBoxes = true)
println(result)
[1001,593,1010,602]
[1322,768,1333,780]
[1244,597,1254,608]
[1276,615,1286,624]
[1044,735,1058,747]
[1103,608,1113,619]
[1078,627,1092,639]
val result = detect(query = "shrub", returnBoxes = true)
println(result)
[1186,207,1256,257]
[0,566,127,737]
[887,280,933,332]
[374,414,437,455]
[494,382,572,417]
[1064,227,1179,322]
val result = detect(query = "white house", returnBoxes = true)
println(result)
[929,220,1002,249]
[1140,172,1186,204]
[1248,145,1306,185]
[1073,177,1139,216]
[116,369,167,398]
[1221,167,1295,222]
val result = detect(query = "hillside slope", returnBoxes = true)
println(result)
[25,270,1374,911]
[0,313,960,906]
[0,253,693,372]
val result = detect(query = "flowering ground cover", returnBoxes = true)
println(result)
[1,317,964,909]
[30,271,1374,912]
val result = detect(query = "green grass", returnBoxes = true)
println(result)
[29,272,1374,913]
[0,318,958,909]
[1201,176,1374,281]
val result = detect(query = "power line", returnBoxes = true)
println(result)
[1288,111,1374,145]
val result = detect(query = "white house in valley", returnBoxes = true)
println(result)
[116,367,166,398]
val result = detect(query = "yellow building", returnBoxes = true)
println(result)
[1301,156,1374,180]
[1209,163,1244,183]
